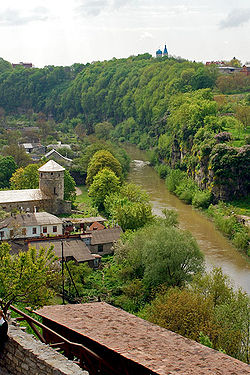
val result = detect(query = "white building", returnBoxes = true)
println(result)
[0,212,63,240]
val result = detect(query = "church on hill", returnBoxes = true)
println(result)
[156,44,168,58]
[0,160,71,215]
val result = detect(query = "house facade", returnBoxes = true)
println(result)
[0,212,63,241]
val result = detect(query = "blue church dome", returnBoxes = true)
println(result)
[156,49,162,57]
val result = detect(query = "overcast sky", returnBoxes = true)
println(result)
[1,0,250,67]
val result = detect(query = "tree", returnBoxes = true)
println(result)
[10,164,40,189]
[94,121,114,140]
[143,287,215,342]
[86,150,122,185]
[88,168,121,210]
[2,144,31,168]
[0,156,17,189]
[64,169,76,202]
[115,221,204,289]
[104,183,153,230]
[0,242,60,314]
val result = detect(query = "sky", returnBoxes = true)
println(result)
[1,0,250,67]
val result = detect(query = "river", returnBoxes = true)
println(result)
[125,144,250,294]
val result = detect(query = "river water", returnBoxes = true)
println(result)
[125,144,250,294]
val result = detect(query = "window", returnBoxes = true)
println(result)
[32,227,37,235]
[53,226,57,233]
[51,172,53,175]
[98,244,103,253]
[54,187,56,194]
[10,230,14,238]
[43,227,47,234]
[0,231,4,240]
[22,228,26,236]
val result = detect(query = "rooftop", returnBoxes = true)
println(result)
[0,212,62,229]
[29,238,96,263]
[87,227,122,245]
[36,302,250,375]
[45,149,73,162]
[63,216,106,224]
[38,160,65,172]
[0,189,45,204]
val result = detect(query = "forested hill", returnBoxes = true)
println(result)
[0,54,249,201]
[0,54,217,125]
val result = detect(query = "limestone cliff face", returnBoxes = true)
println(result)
[170,140,250,201]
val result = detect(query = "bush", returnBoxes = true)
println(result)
[214,215,239,239]
[232,230,249,253]
[165,169,185,192]
[192,191,212,209]
[156,164,169,179]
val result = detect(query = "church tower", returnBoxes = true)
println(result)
[163,44,168,57]
[38,160,65,200]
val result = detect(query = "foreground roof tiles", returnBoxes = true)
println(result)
[36,302,249,375]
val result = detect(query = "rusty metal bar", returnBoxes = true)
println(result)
[9,304,121,375]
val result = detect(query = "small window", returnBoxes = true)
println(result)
[32,227,37,234]
[53,226,57,233]
[22,228,26,236]
[98,244,103,253]
[54,187,56,194]
[0,231,4,239]
[51,172,53,175]
[43,227,47,234]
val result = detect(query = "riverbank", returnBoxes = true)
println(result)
[124,144,250,294]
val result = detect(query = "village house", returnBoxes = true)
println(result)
[85,226,122,255]
[0,160,71,215]
[45,149,73,167]
[0,212,63,240]
[28,237,101,268]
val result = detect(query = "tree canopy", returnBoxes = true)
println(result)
[0,242,60,314]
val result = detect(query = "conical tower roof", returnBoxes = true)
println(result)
[38,160,65,172]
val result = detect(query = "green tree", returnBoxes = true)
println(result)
[10,164,40,189]
[2,144,31,167]
[94,121,114,140]
[0,242,60,314]
[64,169,76,202]
[0,156,17,188]
[86,150,122,185]
[115,222,204,289]
[88,168,121,210]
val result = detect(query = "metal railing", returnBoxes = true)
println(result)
[9,304,121,375]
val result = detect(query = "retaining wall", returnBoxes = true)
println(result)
[0,324,88,375]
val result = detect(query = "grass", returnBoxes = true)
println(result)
[75,185,91,205]
[74,185,98,217]
[230,196,250,216]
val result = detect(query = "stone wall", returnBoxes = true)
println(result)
[0,324,88,375]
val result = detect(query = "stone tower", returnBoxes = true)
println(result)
[38,160,65,200]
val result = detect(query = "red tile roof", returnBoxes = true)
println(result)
[36,302,249,375]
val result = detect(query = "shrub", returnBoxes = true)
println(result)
[165,169,185,192]
[156,164,169,179]
[192,191,212,209]
[232,230,249,253]
[214,215,238,239]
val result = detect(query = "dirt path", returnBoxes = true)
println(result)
[75,187,82,196]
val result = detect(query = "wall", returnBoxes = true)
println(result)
[90,243,114,256]
[0,324,88,375]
